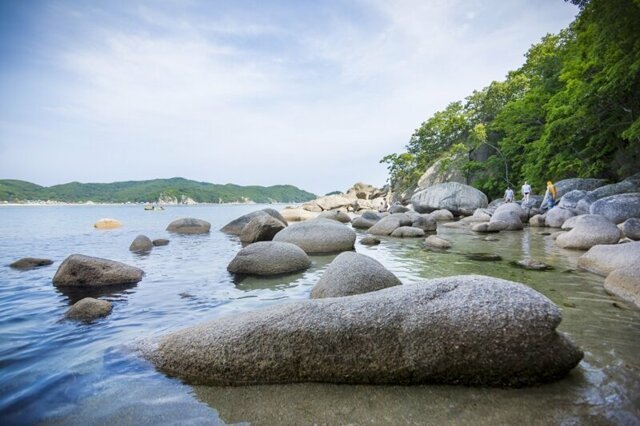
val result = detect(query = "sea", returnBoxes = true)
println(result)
[0,204,638,424]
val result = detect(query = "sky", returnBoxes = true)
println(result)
[0,0,578,195]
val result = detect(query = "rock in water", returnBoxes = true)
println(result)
[227,242,311,276]
[148,275,582,387]
[221,210,286,235]
[53,254,144,287]
[514,259,551,271]
[368,214,412,236]
[152,239,170,247]
[490,210,523,230]
[545,207,575,228]
[129,235,153,252]
[411,183,488,216]
[65,297,113,321]
[604,266,640,308]
[9,258,53,270]
[430,209,454,221]
[310,252,401,298]
[166,218,211,234]
[240,216,286,244]
[577,241,640,276]
[589,193,640,224]
[273,219,356,254]
[360,236,380,246]
[529,214,546,227]
[390,226,425,238]
[94,218,122,229]
[351,216,376,229]
[556,215,621,250]
[424,235,451,249]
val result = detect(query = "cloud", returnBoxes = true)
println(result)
[0,0,577,194]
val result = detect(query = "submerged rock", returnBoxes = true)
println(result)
[94,218,122,229]
[227,242,311,276]
[310,252,401,298]
[167,218,211,234]
[577,241,640,276]
[273,219,356,254]
[152,239,170,247]
[424,235,451,249]
[148,275,582,387]
[53,254,144,287]
[412,183,488,216]
[466,253,502,262]
[604,266,640,308]
[65,297,113,321]
[513,259,552,271]
[129,235,153,253]
[239,216,286,244]
[9,258,53,270]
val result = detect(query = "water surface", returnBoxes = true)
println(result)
[0,205,638,424]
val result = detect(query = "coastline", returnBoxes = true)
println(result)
[0,201,297,207]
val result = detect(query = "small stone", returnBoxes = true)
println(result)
[152,239,170,246]
[360,236,381,246]
[9,258,53,270]
[424,235,451,249]
[65,297,113,321]
[94,218,122,229]
[129,235,153,252]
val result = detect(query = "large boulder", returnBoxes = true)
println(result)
[545,207,575,228]
[576,174,640,213]
[273,219,356,254]
[410,214,437,231]
[345,182,385,200]
[577,241,640,276]
[558,190,587,211]
[303,195,354,212]
[167,218,211,234]
[227,242,311,276]
[129,235,153,253]
[281,207,318,222]
[318,210,351,223]
[221,210,285,235]
[622,218,640,240]
[240,216,286,244]
[493,203,528,223]
[368,214,412,236]
[53,254,144,287]
[65,297,113,321]
[390,226,425,238]
[554,178,607,199]
[9,258,53,270]
[148,275,582,387]
[589,193,640,224]
[94,218,122,229]
[529,214,546,227]
[556,215,621,250]
[489,210,523,231]
[604,266,640,308]
[351,216,376,229]
[310,252,401,298]
[411,183,488,216]
[388,204,409,214]
[416,157,467,189]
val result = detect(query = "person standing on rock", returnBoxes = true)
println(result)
[504,187,515,203]
[521,181,532,202]
[542,181,557,210]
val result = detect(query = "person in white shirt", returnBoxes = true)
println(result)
[504,187,515,203]
[521,181,532,202]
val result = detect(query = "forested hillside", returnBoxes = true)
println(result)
[381,0,640,198]
[0,178,316,203]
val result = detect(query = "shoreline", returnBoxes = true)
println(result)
[0,201,298,207]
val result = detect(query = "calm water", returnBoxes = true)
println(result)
[0,205,638,425]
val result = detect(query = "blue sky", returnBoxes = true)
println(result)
[0,0,578,195]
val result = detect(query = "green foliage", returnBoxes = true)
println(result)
[0,177,316,203]
[381,0,640,199]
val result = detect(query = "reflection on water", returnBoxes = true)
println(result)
[0,205,638,424]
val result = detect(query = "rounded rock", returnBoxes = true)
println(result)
[9,258,53,270]
[368,214,412,236]
[240,216,286,244]
[227,241,311,276]
[390,226,425,238]
[318,210,352,223]
[53,254,144,287]
[94,218,122,229]
[167,218,211,234]
[272,219,356,254]
[65,297,113,321]
[129,235,153,252]
[424,235,451,249]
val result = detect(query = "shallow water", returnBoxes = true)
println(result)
[0,205,638,425]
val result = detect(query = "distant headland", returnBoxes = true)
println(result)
[0,177,316,204]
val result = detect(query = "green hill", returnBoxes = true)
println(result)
[0,177,316,203]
